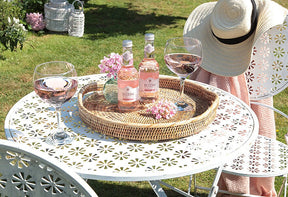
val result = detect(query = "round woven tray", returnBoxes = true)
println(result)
[78,76,219,141]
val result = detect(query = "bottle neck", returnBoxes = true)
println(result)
[122,47,133,66]
[144,40,155,59]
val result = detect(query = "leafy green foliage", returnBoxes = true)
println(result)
[17,0,48,14]
[0,17,27,51]
[0,0,27,51]
[0,0,23,31]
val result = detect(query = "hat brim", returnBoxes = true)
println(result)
[183,1,288,77]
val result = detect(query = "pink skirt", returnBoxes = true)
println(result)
[190,68,276,196]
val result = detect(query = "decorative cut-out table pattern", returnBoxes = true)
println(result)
[5,74,258,182]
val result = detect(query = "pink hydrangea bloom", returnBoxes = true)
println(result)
[26,13,46,31]
[98,53,122,79]
[147,99,177,119]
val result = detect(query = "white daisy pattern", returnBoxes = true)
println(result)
[246,15,288,99]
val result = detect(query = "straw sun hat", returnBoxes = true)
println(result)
[183,0,288,77]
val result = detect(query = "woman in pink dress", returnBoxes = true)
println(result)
[183,0,288,196]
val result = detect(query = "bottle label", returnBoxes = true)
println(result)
[122,51,133,66]
[118,86,139,102]
[144,44,154,55]
[139,77,159,93]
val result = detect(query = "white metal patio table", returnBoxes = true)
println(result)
[4,74,259,197]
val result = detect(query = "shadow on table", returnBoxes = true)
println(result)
[83,2,186,40]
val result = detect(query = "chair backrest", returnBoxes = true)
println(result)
[245,15,288,100]
[0,139,98,197]
[246,15,288,145]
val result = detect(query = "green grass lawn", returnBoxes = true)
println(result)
[1,0,288,196]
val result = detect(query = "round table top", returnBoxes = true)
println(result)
[5,74,259,181]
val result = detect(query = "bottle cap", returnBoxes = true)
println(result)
[122,40,133,47]
[145,33,154,40]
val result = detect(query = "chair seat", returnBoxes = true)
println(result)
[223,135,288,177]
[0,139,98,197]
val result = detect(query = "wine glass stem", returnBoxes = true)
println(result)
[178,77,186,105]
[55,106,66,138]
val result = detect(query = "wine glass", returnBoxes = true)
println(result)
[164,37,202,111]
[33,61,78,145]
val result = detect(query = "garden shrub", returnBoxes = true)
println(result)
[0,0,23,31]
[17,0,48,14]
[0,0,27,51]
[0,17,27,51]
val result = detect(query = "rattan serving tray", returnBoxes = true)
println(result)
[78,76,219,141]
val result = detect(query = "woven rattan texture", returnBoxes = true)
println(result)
[78,76,219,141]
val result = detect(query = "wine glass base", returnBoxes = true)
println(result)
[175,102,194,111]
[45,132,75,146]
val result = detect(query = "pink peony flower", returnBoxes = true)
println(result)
[26,13,46,31]
[98,53,122,79]
[147,99,177,119]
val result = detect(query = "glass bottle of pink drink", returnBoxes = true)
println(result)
[139,33,159,103]
[118,40,140,112]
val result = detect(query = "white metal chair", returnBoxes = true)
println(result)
[0,139,98,197]
[193,15,288,197]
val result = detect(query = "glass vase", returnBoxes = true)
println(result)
[103,77,118,104]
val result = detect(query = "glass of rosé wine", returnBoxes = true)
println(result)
[164,37,202,111]
[33,61,78,145]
